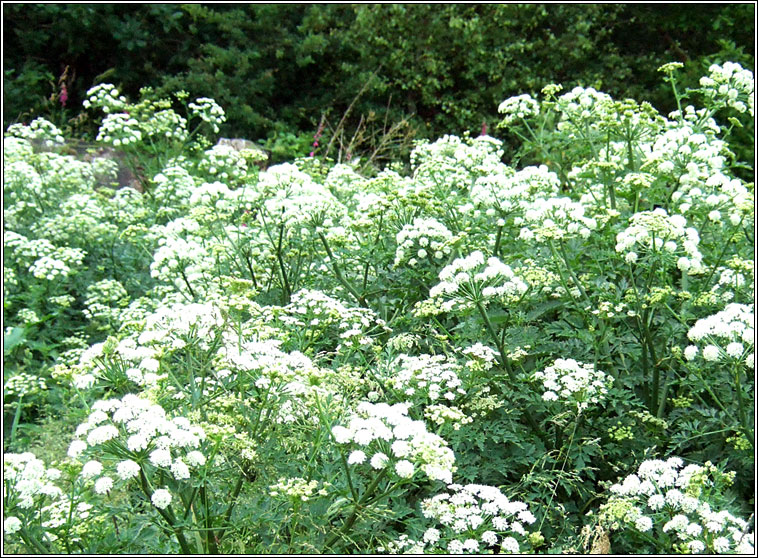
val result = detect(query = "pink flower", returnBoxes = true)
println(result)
[59,84,68,107]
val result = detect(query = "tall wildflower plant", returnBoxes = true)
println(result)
[3,62,754,553]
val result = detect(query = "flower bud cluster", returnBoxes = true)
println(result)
[188,97,226,133]
[699,62,754,116]
[96,113,142,147]
[196,144,248,184]
[517,196,598,242]
[384,353,466,403]
[6,117,65,147]
[82,83,128,113]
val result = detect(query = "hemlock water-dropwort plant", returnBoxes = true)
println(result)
[3,60,754,554]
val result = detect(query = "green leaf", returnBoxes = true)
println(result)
[3,327,26,354]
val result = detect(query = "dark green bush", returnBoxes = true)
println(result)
[4,4,754,157]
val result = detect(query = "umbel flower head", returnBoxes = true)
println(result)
[600,457,754,554]
[331,401,456,484]
[428,250,528,312]
[533,358,611,411]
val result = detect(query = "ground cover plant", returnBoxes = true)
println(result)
[2,60,755,554]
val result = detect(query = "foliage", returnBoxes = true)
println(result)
[4,4,754,161]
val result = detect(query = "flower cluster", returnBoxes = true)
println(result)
[615,208,703,273]
[68,393,206,508]
[4,452,63,511]
[383,483,537,554]
[600,457,754,554]
[684,303,754,367]
[394,217,454,268]
[4,371,47,399]
[96,113,143,147]
[410,135,505,187]
[188,97,226,133]
[152,164,197,212]
[470,165,560,215]
[332,401,456,484]
[428,251,528,312]
[259,163,348,231]
[142,109,188,142]
[384,353,466,403]
[6,117,65,148]
[196,144,248,184]
[269,477,325,501]
[28,246,86,281]
[533,358,611,411]
[556,86,613,125]
[699,61,754,116]
[82,279,130,326]
[517,197,598,242]
[82,83,128,113]
[498,93,540,126]
[267,288,389,351]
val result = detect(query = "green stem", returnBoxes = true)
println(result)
[538,412,581,533]
[474,300,548,446]
[318,232,366,307]
[276,224,292,303]
[19,527,50,554]
[557,241,591,304]
[733,364,753,446]
[10,393,24,447]
[215,475,245,544]
[138,470,192,554]
[200,484,218,554]
[324,469,388,550]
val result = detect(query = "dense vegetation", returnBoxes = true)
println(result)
[3,55,755,553]
[2,4,755,554]
[4,4,755,163]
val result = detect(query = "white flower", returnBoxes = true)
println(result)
[684,345,698,361]
[150,448,172,468]
[726,342,744,358]
[67,440,87,459]
[94,476,114,494]
[501,536,520,553]
[713,536,730,552]
[186,451,206,467]
[481,530,498,545]
[702,345,720,362]
[635,515,653,532]
[171,459,190,480]
[395,460,415,478]
[151,488,173,509]
[87,424,119,446]
[370,453,389,469]
[4,516,22,535]
[116,459,141,480]
[423,527,440,544]
[81,460,103,479]
[347,450,367,465]
[391,440,411,457]
[647,494,665,511]
[331,426,351,444]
